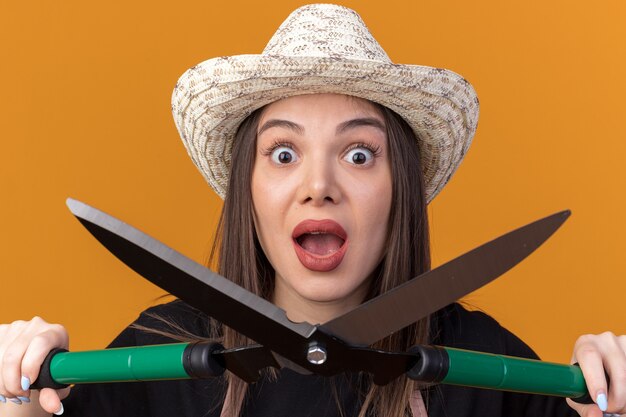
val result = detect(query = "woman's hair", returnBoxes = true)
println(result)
[210,98,432,417]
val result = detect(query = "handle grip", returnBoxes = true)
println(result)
[31,348,70,390]
[408,345,594,403]
[30,342,225,389]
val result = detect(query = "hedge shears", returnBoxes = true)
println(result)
[32,198,593,404]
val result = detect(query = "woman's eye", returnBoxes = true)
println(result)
[344,147,374,165]
[271,146,297,164]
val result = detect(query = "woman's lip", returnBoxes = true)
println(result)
[292,240,348,272]
[292,219,348,240]
[292,219,348,272]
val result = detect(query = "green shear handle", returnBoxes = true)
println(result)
[32,343,594,404]
[31,342,224,389]
[408,345,592,403]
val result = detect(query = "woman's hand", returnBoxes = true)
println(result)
[567,332,626,417]
[0,317,70,415]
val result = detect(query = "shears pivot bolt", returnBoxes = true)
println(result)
[306,345,327,365]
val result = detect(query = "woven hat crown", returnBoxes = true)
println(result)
[263,4,391,62]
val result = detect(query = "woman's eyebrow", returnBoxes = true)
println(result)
[257,117,385,136]
[257,119,304,136]
[336,117,386,134]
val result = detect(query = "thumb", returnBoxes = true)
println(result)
[38,387,71,415]
[566,398,604,417]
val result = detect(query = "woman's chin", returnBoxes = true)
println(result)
[273,264,373,320]
[294,284,366,311]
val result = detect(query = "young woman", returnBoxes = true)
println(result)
[0,4,624,417]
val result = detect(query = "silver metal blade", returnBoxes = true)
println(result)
[321,210,570,346]
[66,198,316,351]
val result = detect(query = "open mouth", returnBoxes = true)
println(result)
[292,219,348,272]
[295,232,345,255]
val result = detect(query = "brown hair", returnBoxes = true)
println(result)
[210,99,432,417]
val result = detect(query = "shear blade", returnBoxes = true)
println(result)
[321,210,570,346]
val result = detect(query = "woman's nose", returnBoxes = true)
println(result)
[297,158,342,206]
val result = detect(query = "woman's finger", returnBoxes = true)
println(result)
[0,317,69,406]
[605,334,626,413]
[574,334,610,412]
[0,320,30,398]
[21,324,69,393]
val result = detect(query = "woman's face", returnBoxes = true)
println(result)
[251,94,392,323]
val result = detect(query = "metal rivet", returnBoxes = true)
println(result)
[307,345,327,364]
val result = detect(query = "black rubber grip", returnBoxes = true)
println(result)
[183,342,226,378]
[406,345,449,383]
[30,348,70,390]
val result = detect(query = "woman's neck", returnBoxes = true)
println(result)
[271,282,368,325]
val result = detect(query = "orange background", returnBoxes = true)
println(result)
[1,1,625,364]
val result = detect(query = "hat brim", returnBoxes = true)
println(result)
[172,54,479,202]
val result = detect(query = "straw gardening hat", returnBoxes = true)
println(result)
[172,3,479,203]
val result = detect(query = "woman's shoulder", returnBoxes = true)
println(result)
[139,298,210,327]
[432,303,539,359]
[108,299,214,348]
[110,300,539,360]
